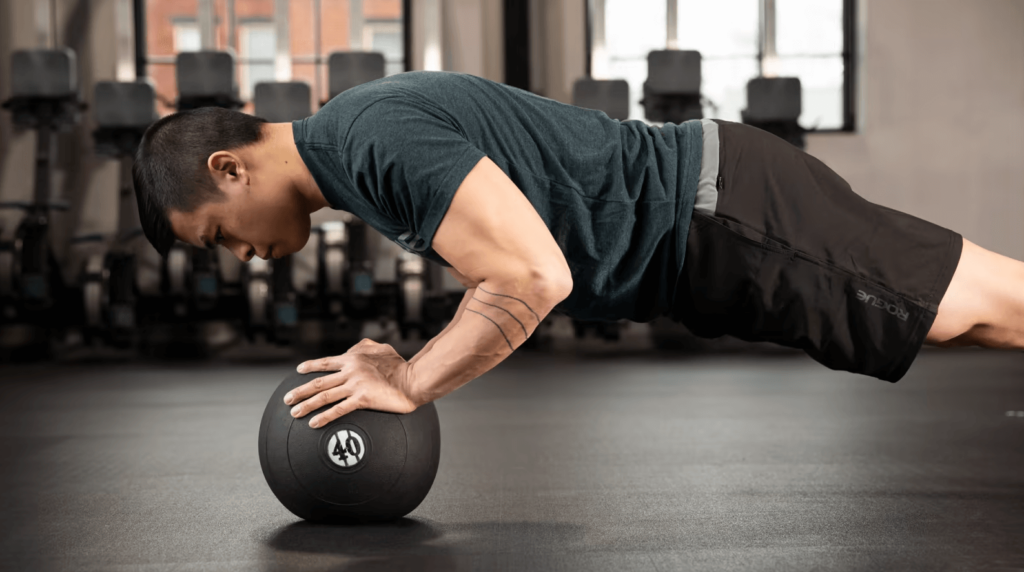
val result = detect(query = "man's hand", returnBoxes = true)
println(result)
[283,339,420,428]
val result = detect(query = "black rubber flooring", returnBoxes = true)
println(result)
[1,349,1022,571]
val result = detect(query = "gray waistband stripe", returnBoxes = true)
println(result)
[695,119,720,216]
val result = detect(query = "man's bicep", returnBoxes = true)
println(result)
[431,157,572,294]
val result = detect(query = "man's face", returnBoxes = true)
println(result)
[168,172,311,262]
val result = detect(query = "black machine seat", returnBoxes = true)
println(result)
[642,50,703,124]
[0,48,82,314]
[572,78,630,121]
[744,77,802,122]
[742,76,805,149]
[254,82,312,122]
[327,52,386,101]
[175,51,243,110]
[93,81,158,156]
[3,49,83,129]
[10,49,78,98]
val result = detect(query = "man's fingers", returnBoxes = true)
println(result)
[285,371,349,408]
[289,379,355,419]
[296,354,348,375]
[310,393,364,428]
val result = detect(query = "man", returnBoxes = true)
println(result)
[133,71,1021,430]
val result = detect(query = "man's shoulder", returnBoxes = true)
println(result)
[323,71,481,111]
[307,72,462,133]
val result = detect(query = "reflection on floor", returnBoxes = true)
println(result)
[0,348,1022,571]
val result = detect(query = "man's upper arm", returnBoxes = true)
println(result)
[431,157,573,299]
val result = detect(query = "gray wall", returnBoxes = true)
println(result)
[807,0,1024,259]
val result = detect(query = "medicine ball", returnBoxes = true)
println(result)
[258,371,441,523]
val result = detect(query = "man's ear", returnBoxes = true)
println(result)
[207,151,249,195]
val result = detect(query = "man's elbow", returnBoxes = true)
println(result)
[544,268,574,303]
[524,265,573,309]
[481,260,572,310]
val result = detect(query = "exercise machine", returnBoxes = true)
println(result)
[77,81,158,347]
[742,77,805,149]
[572,78,630,121]
[0,49,82,337]
[642,50,704,124]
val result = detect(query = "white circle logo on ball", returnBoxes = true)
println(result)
[327,429,366,467]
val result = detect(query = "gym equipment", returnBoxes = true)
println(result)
[326,52,386,101]
[742,77,805,149]
[1,49,82,324]
[396,252,427,338]
[642,50,703,124]
[79,80,158,346]
[253,82,311,123]
[258,371,441,523]
[175,51,243,110]
[307,219,368,352]
[316,220,377,322]
[244,81,313,344]
[164,241,220,317]
[572,78,630,121]
[241,256,298,345]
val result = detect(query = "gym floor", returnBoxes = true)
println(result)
[1,348,1023,571]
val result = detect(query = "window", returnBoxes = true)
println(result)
[604,1,665,121]
[591,0,853,131]
[364,21,404,77]
[145,0,408,116]
[775,0,846,130]
[173,21,201,53]
[239,21,277,101]
[677,0,760,124]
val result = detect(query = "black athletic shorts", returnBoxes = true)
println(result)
[670,120,963,382]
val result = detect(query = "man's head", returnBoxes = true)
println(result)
[133,107,317,261]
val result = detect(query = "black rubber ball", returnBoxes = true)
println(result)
[258,371,441,523]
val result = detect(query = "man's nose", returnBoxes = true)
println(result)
[229,241,255,262]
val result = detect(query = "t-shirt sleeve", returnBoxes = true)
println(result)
[342,97,487,256]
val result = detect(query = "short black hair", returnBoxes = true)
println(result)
[132,107,268,257]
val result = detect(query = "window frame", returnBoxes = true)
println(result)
[237,18,276,102]
[363,19,406,76]
[171,18,201,54]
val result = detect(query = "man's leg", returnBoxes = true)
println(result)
[927,238,1024,349]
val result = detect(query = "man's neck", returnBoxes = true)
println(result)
[264,122,330,213]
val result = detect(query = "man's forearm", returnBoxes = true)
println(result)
[407,278,564,405]
[408,287,475,366]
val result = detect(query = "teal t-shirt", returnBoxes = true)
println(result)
[292,71,702,322]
